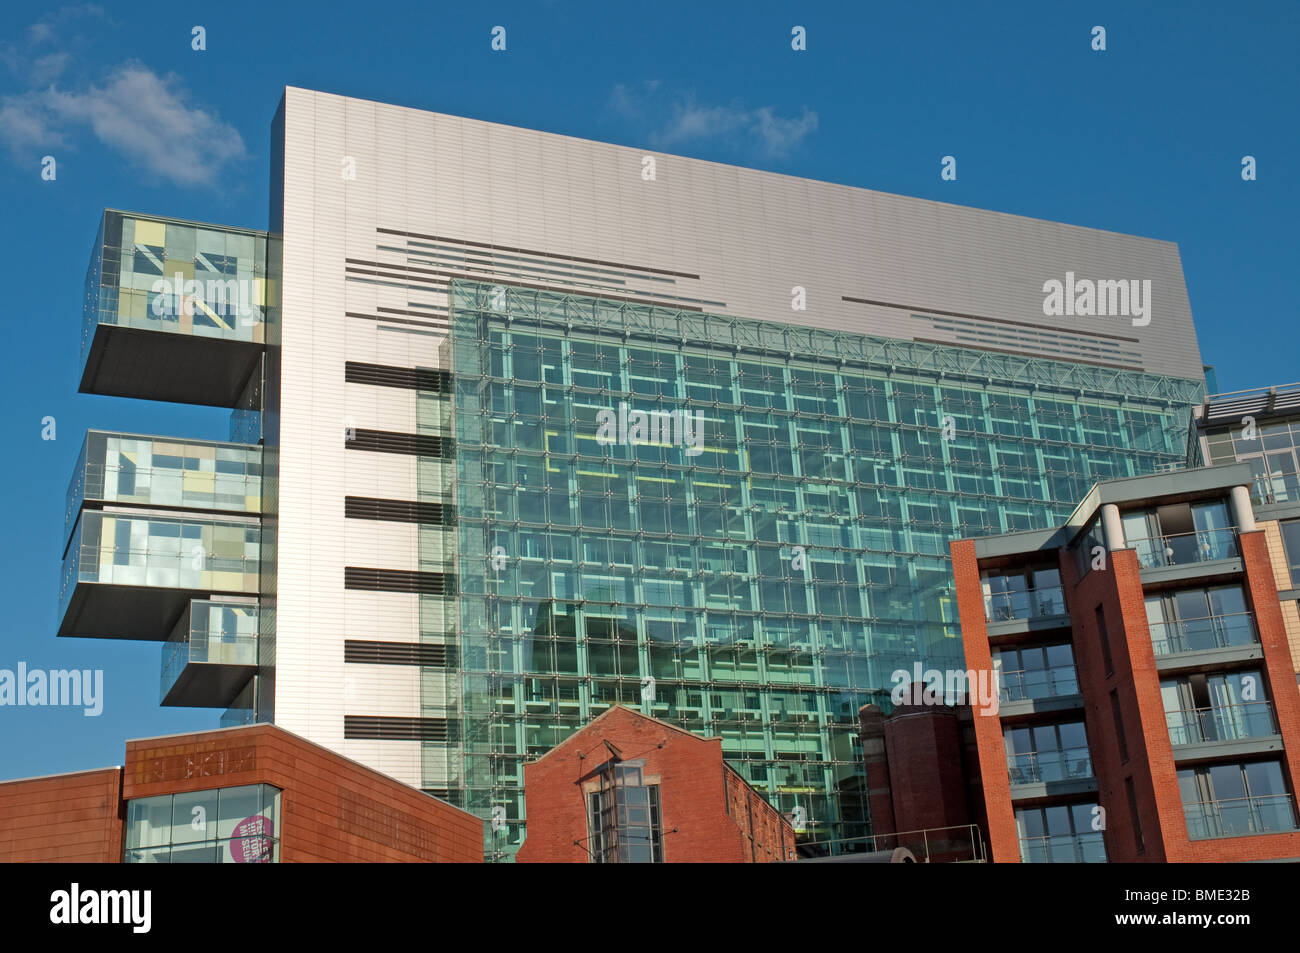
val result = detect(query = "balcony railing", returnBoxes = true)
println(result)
[999,666,1079,702]
[1167,701,1279,746]
[984,585,1066,623]
[1130,528,1239,570]
[1183,794,1298,840]
[1007,747,1093,785]
[1019,831,1107,863]
[1148,612,1258,656]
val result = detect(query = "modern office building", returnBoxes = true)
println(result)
[515,705,795,862]
[950,463,1300,862]
[1188,382,1300,675]
[0,724,483,863]
[60,86,1210,859]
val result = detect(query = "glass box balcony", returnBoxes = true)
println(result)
[161,600,258,708]
[59,510,259,640]
[81,210,268,406]
[66,431,261,542]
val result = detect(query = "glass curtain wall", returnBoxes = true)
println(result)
[448,280,1202,859]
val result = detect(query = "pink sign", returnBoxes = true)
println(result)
[229,814,274,863]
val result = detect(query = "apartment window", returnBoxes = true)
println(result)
[1015,803,1107,863]
[1178,760,1298,840]
[1110,689,1129,763]
[1121,500,1236,569]
[981,567,1064,622]
[124,783,280,863]
[1096,605,1113,675]
[1279,520,1300,589]
[1161,670,1276,745]
[1145,585,1256,656]
[993,643,1077,701]
[587,761,663,863]
[1125,778,1145,854]
[1003,721,1091,783]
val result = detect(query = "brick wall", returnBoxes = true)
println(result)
[0,768,123,862]
[515,706,793,863]
[124,724,483,863]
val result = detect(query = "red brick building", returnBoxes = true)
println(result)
[951,463,1300,862]
[0,724,482,863]
[515,706,795,863]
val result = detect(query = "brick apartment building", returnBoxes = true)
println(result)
[949,463,1300,862]
[515,706,796,863]
[0,724,483,863]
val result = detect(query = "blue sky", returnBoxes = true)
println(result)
[0,0,1295,780]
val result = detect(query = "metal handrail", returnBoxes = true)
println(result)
[1128,528,1238,568]
[1183,794,1298,839]
[1006,747,1093,784]
[999,666,1078,701]
[1166,701,1278,744]
[1148,611,1257,655]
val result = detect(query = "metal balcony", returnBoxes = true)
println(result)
[1167,701,1279,746]
[161,600,258,708]
[1184,794,1298,840]
[1019,831,1107,863]
[1149,612,1258,657]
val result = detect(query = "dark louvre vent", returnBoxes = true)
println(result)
[344,716,452,741]
[344,640,453,667]
[344,567,454,595]
[345,496,452,525]
[345,361,451,392]
[346,428,448,458]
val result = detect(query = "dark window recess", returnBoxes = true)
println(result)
[1096,606,1114,676]
[1125,777,1145,853]
[345,496,452,525]
[344,640,453,667]
[345,361,450,392]
[345,429,448,457]
[344,716,452,742]
[344,567,454,595]
[1111,689,1129,762]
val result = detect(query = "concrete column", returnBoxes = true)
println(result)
[1101,503,1125,549]
[1231,485,1257,533]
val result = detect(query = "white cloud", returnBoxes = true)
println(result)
[0,63,246,186]
[611,82,818,158]
[0,7,245,187]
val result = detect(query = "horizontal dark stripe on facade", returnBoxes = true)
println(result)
[344,495,452,525]
[373,228,702,280]
[343,715,453,742]
[344,567,454,594]
[345,361,451,392]
[841,295,1142,344]
[344,262,709,313]
[345,428,449,457]
[345,311,446,331]
[343,639,453,667]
